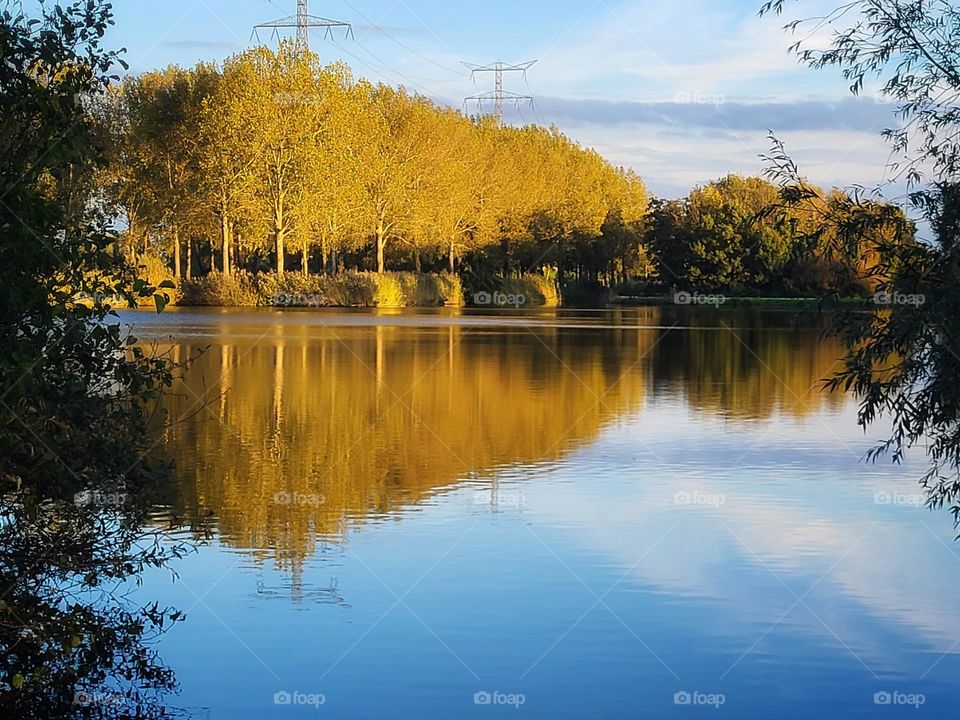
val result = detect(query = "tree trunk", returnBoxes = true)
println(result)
[276,227,286,275]
[173,227,181,279]
[221,215,231,276]
[414,250,421,273]
[448,241,456,274]
[186,236,192,279]
[302,245,309,276]
[376,220,386,273]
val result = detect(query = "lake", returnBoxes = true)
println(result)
[123,306,959,719]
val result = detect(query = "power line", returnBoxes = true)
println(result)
[523,75,547,126]
[392,0,463,64]
[347,40,452,84]
[255,1,455,100]
[337,0,465,76]
[330,40,453,102]
[463,60,537,121]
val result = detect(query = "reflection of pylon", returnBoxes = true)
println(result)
[463,60,537,121]
[253,0,354,51]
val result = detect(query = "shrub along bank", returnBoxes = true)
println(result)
[175,271,569,308]
[177,271,479,308]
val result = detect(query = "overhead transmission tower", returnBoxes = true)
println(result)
[463,60,537,121]
[253,0,354,50]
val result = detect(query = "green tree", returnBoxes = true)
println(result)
[684,176,791,291]
[0,1,186,717]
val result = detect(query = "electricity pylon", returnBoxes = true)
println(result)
[253,0,354,50]
[463,60,537,121]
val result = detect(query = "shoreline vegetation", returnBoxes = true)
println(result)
[146,268,875,310]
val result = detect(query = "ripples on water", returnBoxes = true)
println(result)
[126,307,957,719]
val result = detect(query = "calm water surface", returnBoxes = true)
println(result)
[123,307,960,719]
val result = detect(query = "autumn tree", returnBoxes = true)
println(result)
[357,85,433,272]
[106,50,651,286]
[117,66,212,276]
[303,68,369,274]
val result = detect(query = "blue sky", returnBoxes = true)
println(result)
[106,0,900,200]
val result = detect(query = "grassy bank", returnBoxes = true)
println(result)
[178,271,462,308]
[168,270,861,310]
[176,271,562,309]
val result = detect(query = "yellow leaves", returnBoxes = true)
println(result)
[118,46,648,273]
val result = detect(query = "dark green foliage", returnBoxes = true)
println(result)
[0,1,186,716]
[644,175,899,296]
[759,0,960,522]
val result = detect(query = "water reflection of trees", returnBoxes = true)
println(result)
[652,309,846,419]
[158,309,846,570]
[160,323,653,569]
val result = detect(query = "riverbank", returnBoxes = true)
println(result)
[157,269,867,310]
[172,271,561,308]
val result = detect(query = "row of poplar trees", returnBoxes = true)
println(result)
[98,42,648,282]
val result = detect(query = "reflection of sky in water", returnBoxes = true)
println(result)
[131,309,960,719]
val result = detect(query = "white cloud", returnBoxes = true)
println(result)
[526,0,853,102]
[548,122,893,198]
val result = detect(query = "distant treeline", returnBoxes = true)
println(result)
[94,42,912,301]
